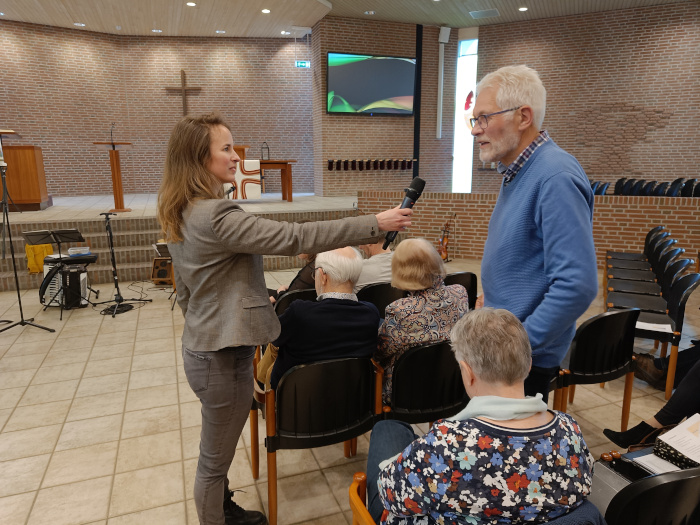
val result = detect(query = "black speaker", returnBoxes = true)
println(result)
[151,258,173,285]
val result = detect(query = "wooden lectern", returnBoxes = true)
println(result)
[94,142,132,212]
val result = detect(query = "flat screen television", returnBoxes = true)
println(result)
[326,52,416,115]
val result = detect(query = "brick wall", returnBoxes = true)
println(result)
[0,20,313,195]
[311,17,457,196]
[357,192,700,268]
[473,1,700,193]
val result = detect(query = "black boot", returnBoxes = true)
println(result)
[603,421,658,449]
[223,488,267,525]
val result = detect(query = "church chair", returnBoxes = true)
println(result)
[596,181,610,195]
[444,271,477,310]
[680,178,696,197]
[666,179,685,197]
[633,273,700,399]
[606,237,676,272]
[604,466,700,525]
[254,358,383,525]
[356,282,408,317]
[620,178,636,195]
[629,179,646,196]
[652,181,670,196]
[694,183,700,197]
[613,177,627,195]
[640,180,657,196]
[564,309,640,431]
[606,226,666,262]
[590,180,600,194]
[234,159,264,199]
[384,341,469,425]
[273,287,316,315]
[607,258,693,298]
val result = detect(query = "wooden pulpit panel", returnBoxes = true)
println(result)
[4,145,51,211]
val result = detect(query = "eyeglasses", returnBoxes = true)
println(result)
[311,266,324,280]
[468,106,521,130]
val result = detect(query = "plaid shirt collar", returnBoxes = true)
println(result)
[317,292,357,302]
[498,130,551,186]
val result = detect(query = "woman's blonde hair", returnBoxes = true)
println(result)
[391,238,446,291]
[157,113,229,242]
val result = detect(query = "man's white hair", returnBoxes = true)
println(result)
[315,247,363,285]
[476,65,547,129]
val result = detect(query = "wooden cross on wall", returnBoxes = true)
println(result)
[165,70,202,116]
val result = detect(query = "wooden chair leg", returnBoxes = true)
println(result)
[250,408,259,479]
[267,450,277,525]
[344,440,352,458]
[599,383,605,389]
[654,340,660,351]
[351,437,358,456]
[552,387,562,412]
[621,372,634,431]
[568,384,576,404]
[660,342,668,359]
[560,385,569,413]
[665,342,679,400]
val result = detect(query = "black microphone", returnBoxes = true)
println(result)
[382,177,425,249]
[224,185,236,196]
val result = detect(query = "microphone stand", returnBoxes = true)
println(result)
[93,212,151,317]
[0,161,55,333]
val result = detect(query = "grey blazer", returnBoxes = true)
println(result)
[169,199,381,352]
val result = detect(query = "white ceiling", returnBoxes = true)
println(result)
[0,0,691,38]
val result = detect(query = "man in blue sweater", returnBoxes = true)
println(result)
[471,65,598,400]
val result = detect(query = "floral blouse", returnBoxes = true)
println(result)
[375,278,469,402]
[377,412,594,525]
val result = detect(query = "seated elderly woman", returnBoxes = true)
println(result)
[366,308,597,524]
[374,237,469,402]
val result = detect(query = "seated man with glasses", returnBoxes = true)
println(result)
[470,65,598,400]
[256,246,380,389]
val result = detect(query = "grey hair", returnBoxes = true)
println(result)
[315,247,363,285]
[450,308,531,385]
[476,65,547,129]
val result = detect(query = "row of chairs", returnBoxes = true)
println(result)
[604,225,700,398]
[589,180,610,195]
[612,177,699,197]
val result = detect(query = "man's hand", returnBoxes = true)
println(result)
[475,294,484,309]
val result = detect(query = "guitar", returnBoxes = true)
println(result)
[437,213,456,262]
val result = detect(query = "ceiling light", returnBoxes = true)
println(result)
[116,25,121,30]
[519,7,528,11]
[0,12,5,16]
[261,9,270,14]
[186,2,196,5]
[215,30,226,34]
[73,22,85,27]
[281,31,290,35]
[152,29,162,33]
[364,10,375,15]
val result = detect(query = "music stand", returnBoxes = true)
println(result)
[25,229,99,320]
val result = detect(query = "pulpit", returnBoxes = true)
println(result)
[3,145,51,211]
[94,142,132,212]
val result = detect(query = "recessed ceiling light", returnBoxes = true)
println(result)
[364,10,375,15]
[519,7,528,11]
[215,30,226,34]
[261,9,270,14]
[0,12,5,16]
[186,2,196,6]
[281,31,290,35]
[73,22,85,27]
[116,25,121,30]
[152,29,162,33]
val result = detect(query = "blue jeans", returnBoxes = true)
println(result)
[183,345,255,525]
[366,420,418,523]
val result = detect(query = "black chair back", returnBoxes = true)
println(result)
[590,181,600,194]
[567,309,640,384]
[694,183,700,197]
[444,272,477,310]
[660,258,694,297]
[653,181,670,196]
[621,178,637,195]
[274,288,316,315]
[665,273,700,332]
[681,178,696,197]
[641,180,657,196]
[630,179,646,195]
[357,282,407,316]
[644,230,670,258]
[654,247,684,282]
[272,358,379,450]
[666,180,685,197]
[605,466,700,525]
[388,341,469,424]
[613,177,627,195]
[596,182,610,195]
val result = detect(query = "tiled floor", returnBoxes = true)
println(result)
[1,198,698,524]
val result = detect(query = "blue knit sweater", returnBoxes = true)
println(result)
[481,139,598,368]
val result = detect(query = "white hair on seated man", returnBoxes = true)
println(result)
[450,307,532,386]
[314,246,363,286]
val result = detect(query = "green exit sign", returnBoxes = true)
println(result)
[295,60,311,68]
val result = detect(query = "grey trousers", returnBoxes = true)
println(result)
[183,345,255,525]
